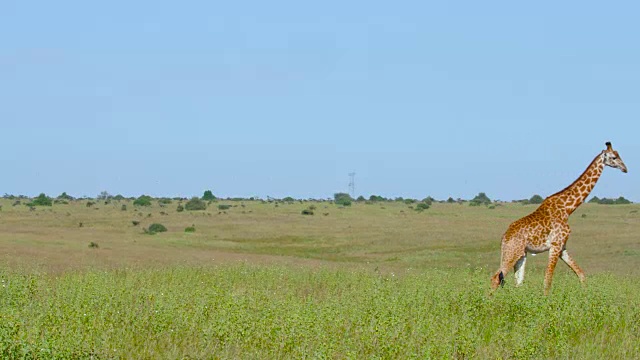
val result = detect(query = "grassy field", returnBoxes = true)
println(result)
[0,198,639,358]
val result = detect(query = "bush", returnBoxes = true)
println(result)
[176,204,184,212]
[28,193,52,207]
[132,221,140,226]
[86,201,95,208]
[133,195,152,207]
[88,242,99,248]
[422,197,435,205]
[148,223,167,233]
[404,199,417,204]
[334,193,353,207]
[588,196,600,204]
[57,192,74,201]
[121,204,127,211]
[529,194,544,204]
[369,195,387,202]
[218,204,231,210]
[415,202,430,211]
[202,190,216,201]
[446,197,456,203]
[185,198,207,211]
[470,192,492,206]
[282,197,295,203]
[301,208,314,215]
[158,198,172,205]
[184,225,196,233]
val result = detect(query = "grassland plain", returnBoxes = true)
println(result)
[0,199,639,358]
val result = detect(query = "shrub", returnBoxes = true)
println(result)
[88,242,99,249]
[422,197,435,205]
[470,192,492,206]
[28,193,52,207]
[121,204,127,211]
[158,198,172,205]
[356,196,366,202]
[132,221,140,226]
[148,223,167,233]
[176,204,184,212]
[301,208,314,215]
[415,202,430,211]
[113,194,125,201]
[369,195,386,202]
[133,195,152,207]
[185,197,207,211]
[54,199,69,205]
[447,197,456,203]
[334,193,353,206]
[404,199,417,204]
[218,204,231,210]
[57,192,74,201]
[282,197,295,203]
[184,225,196,233]
[529,194,544,204]
[588,196,600,204]
[86,201,95,208]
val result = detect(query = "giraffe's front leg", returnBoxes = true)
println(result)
[544,247,561,296]
[561,249,586,283]
[514,255,527,287]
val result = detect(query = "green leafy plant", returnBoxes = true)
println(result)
[148,223,167,233]
[27,193,52,207]
[133,195,153,207]
[185,198,207,211]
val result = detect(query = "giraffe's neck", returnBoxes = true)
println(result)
[549,152,605,215]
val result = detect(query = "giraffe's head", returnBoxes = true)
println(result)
[603,142,628,173]
[490,271,505,290]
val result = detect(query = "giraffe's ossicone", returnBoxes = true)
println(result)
[491,142,627,295]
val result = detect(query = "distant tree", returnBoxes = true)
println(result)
[202,190,216,201]
[369,195,386,202]
[113,194,125,201]
[133,195,152,207]
[282,196,295,203]
[97,191,112,201]
[446,197,456,203]
[356,196,366,202]
[422,196,435,206]
[185,197,207,211]
[57,192,74,201]
[529,194,544,204]
[28,193,52,207]
[158,198,172,204]
[588,196,600,204]
[470,192,492,206]
[615,196,632,204]
[404,198,417,204]
[334,193,353,206]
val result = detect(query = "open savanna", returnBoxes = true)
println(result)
[0,198,639,358]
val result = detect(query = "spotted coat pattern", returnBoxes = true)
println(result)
[491,143,627,295]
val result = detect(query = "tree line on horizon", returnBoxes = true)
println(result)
[2,190,633,207]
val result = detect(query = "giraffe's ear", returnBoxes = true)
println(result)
[499,271,505,287]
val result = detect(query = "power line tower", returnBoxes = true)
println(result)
[348,172,356,198]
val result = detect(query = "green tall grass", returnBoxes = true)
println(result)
[1,264,638,359]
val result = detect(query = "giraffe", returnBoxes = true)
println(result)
[491,142,628,295]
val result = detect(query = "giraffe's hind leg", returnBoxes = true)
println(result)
[561,249,586,283]
[514,255,527,287]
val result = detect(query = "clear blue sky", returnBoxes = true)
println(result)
[1,1,638,201]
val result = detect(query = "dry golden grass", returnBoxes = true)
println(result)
[1,198,638,278]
